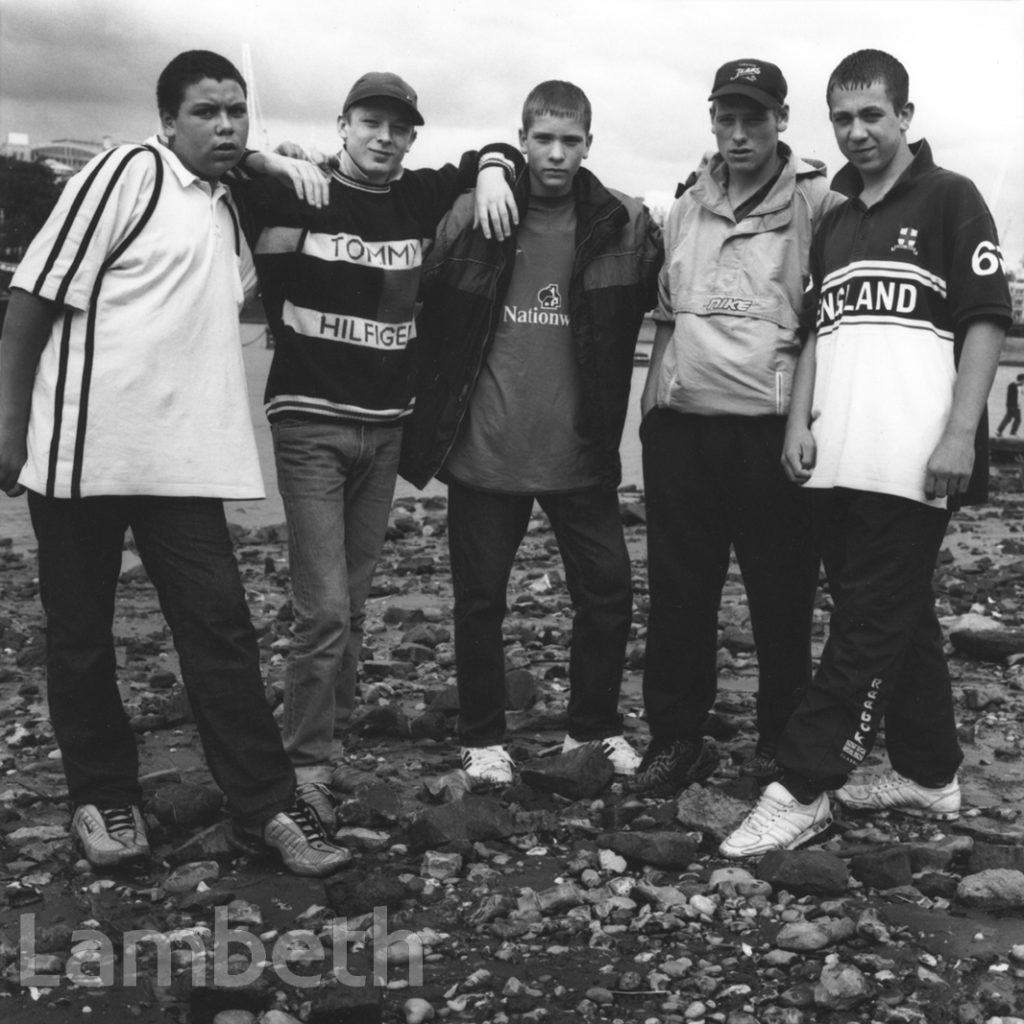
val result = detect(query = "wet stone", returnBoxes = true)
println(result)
[148,782,225,829]
[849,846,913,889]
[596,830,700,869]
[813,961,873,1010]
[324,870,408,917]
[967,841,1024,873]
[756,849,849,897]
[408,797,515,850]
[505,668,539,710]
[520,744,614,800]
[957,867,1024,909]
[163,860,221,894]
[674,784,750,840]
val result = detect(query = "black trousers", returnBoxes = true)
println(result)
[28,493,296,829]
[641,411,818,752]
[447,480,631,747]
[777,488,962,794]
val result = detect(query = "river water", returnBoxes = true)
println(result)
[1,324,1022,551]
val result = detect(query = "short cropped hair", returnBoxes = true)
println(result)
[157,50,247,117]
[826,49,909,112]
[522,81,592,134]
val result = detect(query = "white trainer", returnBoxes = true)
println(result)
[295,781,338,833]
[719,782,832,859]
[71,804,150,867]
[461,745,515,786]
[563,734,642,776]
[836,770,960,821]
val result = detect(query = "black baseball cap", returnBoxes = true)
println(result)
[708,59,787,107]
[343,72,424,125]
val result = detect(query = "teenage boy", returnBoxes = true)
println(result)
[236,73,520,826]
[636,59,842,797]
[721,49,1011,858]
[0,51,350,876]
[400,81,663,786]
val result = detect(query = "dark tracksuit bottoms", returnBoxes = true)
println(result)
[777,487,963,800]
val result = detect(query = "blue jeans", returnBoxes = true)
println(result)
[27,493,295,830]
[447,480,631,747]
[273,418,402,779]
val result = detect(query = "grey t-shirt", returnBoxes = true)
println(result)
[444,194,599,493]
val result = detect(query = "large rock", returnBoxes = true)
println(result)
[400,623,450,648]
[813,962,873,1010]
[949,613,1024,661]
[308,982,383,1024]
[774,921,833,952]
[505,668,539,711]
[519,744,613,800]
[408,797,515,850]
[756,849,849,897]
[148,782,224,829]
[775,916,855,953]
[163,860,221,894]
[967,842,1024,873]
[675,785,750,840]
[957,868,1024,910]
[164,822,237,865]
[324,870,409,917]
[595,830,700,869]
[849,846,913,889]
[907,835,972,871]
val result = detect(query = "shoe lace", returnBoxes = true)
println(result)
[101,807,137,837]
[288,801,328,842]
[467,747,511,771]
[638,742,671,773]
[742,792,789,833]
[602,737,630,755]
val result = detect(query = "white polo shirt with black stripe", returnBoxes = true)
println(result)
[803,140,1012,508]
[13,136,262,500]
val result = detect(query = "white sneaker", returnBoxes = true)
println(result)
[72,804,150,867]
[262,804,352,877]
[461,745,514,786]
[563,734,642,776]
[836,770,960,821]
[295,781,338,833]
[719,782,832,859]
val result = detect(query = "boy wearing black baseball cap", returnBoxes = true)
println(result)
[636,59,843,798]
[722,49,1011,858]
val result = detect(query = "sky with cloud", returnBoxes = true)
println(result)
[1,0,1022,263]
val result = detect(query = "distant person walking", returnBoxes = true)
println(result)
[996,373,1023,437]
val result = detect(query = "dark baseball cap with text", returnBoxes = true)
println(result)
[708,59,787,107]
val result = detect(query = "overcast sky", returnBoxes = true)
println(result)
[1,0,1022,263]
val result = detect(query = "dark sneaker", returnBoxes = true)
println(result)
[71,804,150,867]
[295,781,337,833]
[262,803,352,877]
[634,737,718,797]
[738,751,780,781]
